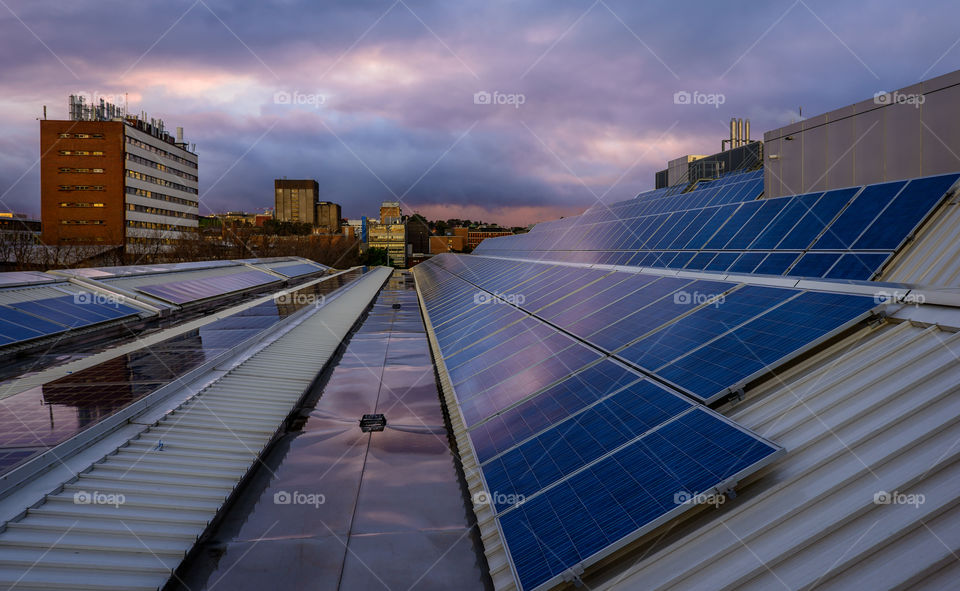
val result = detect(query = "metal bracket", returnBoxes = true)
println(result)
[561,564,585,586]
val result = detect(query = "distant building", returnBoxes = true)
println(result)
[429,235,465,253]
[458,227,514,249]
[406,217,431,254]
[40,95,199,252]
[368,222,406,267]
[0,213,41,234]
[274,179,319,226]
[380,201,402,224]
[316,201,342,234]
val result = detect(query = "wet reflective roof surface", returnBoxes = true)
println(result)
[175,273,492,591]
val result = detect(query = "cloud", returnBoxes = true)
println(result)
[1,0,959,228]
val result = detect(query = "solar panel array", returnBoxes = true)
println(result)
[414,255,878,590]
[0,268,365,475]
[136,269,280,305]
[265,261,328,278]
[475,170,960,280]
[0,287,142,347]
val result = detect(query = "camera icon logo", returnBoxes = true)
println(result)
[274,490,292,504]
[73,292,92,305]
[673,490,692,505]
[474,91,492,105]
[73,490,92,504]
[673,90,691,105]
[472,491,490,507]
[673,291,691,305]
[873,490,892,505]
[273,91,292,105]
[473,292,491,305]
[873,91,891,105]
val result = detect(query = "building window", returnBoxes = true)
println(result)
[57,133,104,139]
[60,202,105,208]
[58,150,104,156]
[60,219,105,225]
[58,167,104,173]
[57,185,105,191]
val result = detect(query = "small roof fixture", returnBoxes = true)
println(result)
[360,413,387,432]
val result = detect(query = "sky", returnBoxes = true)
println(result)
[1,0,959,227]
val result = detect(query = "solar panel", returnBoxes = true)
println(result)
[138,269,279,304]
[414,258,787,591]
[474,172,958,282]
[266,262,325,277]
[496,408,780,591]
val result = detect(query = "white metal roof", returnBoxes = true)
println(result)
[588,313,960,590]
[881,194,960,288]
[0,267,391,591]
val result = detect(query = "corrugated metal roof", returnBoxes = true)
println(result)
[881,197,960,287]
[588,317,960,590]
[0,267,391,591]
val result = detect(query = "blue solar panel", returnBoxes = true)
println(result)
[852,173,959,250]
[498,408,780,591]
[812,181,907,250]
[138,270,279,304]
[0,294,142,347]
[468,361,641,464]
[824,253,890,280]
[267,262,324,277]
[482,379,693,512]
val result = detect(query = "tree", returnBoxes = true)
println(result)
[361,247,390,266]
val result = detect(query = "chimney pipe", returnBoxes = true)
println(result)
[745,119,751,143]
[176,126,184,143]
[737,118,744,147]
[730,118,737,149]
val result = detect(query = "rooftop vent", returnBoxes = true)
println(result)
[360,413,387,432]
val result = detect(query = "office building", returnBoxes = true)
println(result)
[274,179,319,225]
[40,95,199,252]
[316,201,342,233]
[368,221,406,267]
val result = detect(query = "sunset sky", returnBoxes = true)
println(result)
[2,0,959,226]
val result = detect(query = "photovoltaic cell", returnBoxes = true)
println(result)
[497,408,779,591]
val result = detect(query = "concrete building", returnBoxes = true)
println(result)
[764,70,960,198]
[316,201,342,234]
[274,179,319,225]
[40,96,199,252]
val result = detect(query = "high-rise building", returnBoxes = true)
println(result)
[40,96,199,251]
[274,179,319,225]
[316,201,342,233]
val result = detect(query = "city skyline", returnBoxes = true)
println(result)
[2,1,960,226]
